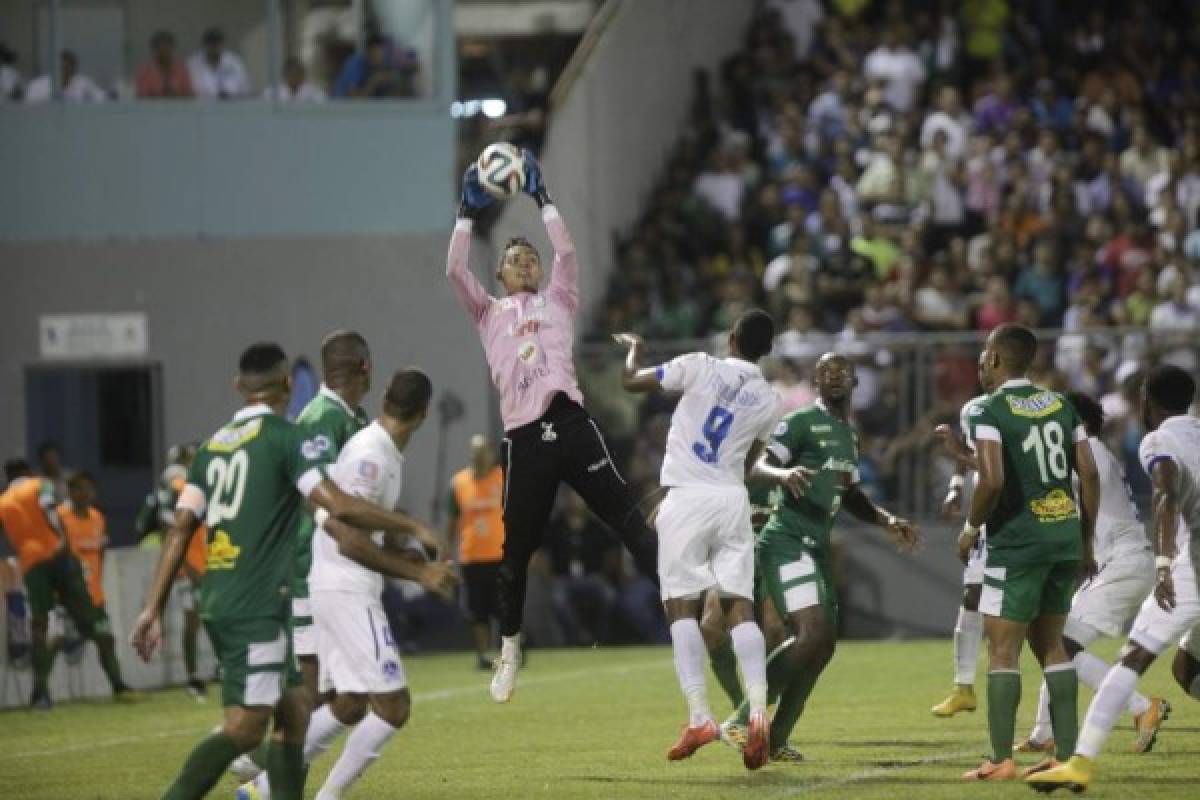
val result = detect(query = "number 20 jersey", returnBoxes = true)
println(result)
[657,353,780,490]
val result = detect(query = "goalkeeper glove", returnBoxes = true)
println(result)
[521,149,552,207]
[458,164,495,219]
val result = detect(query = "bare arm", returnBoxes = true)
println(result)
[445,513,459,564]
[1074,438,1100,575]
[748,450,813,498]
[614,333,662,393]
[310,478,435,544]
[130,509,201,661]
[445,219,491,323]
[843,484,920,552]
[324,518,456,598]
[1149,458,1182,611]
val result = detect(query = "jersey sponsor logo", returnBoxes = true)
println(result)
[968,404,985,416]
[774,420,789,436]
[810,424,832,433]
[511,319,542,337]
[821,456,857,474]
[518,341,539,363]
[587,457,609,473]
[208,419,263,452]
[517,366,550,393]
[301,435,332,460]
[205,530,241,571]
[358,460,379,480]
[1030,488,1079,522]
[1004,392,1062,419]
[533,295,546,309]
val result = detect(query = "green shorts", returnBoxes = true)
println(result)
[91,604,112,636]
[203,615,301,708]
[756,536,837,628]
[979,557,1080,623]
[23,554,96,625]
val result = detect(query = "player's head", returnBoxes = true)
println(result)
[236,342,292,413]
[320,330,372,398]
[813,353,857,406]
[976,349,997,393]
[67,470,96,509]
[728,309,775,363]
[37,441,62,477]
[1066,391,1104,437]
[1141,365,1196,431]
[981,324,1038,385]
[497,236,543,295]
[383,368,433,427]
[4,458,32,486]
[470,434,495,472]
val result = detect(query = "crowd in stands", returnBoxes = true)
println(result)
[0,22,420,104]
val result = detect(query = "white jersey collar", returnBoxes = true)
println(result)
[367,420,404,461]
[318,384,355,416]
[999,378,1033,390]
[233,403,273,422]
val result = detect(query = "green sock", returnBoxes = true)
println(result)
[733,638,793,726]
[768,665,822,752]
[987,670,1021,764]
[265,740,307,800]
[1045,665,1079,760]
[162,732,241,800]
[708,639,744,710]
[95,635,126,691]
[250,739,270,769]
[183,630,198,678]
[32,637,53,699]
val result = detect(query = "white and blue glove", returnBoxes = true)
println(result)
[458,164,495,220]
[521,149,552,207]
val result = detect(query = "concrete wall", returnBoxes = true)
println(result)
[488,0,754,319]
[0,230,498,523]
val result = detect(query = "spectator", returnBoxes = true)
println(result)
[333,32,418,99]
[135,31,193,98]
[692,147,744,222]
[912,265,968,330]
[187,28,251,99]
[1149,275,1200,370]
[263,56,326,103]
[1119,126,1170,195]
[24,50,105,103]
[973,72,1019,134]
[863,25,927,114]
[975,274,1019,331]
[921,85,970,161]
[1013,240,1065,325]
[0,42,23,101]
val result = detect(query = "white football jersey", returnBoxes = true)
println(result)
[657,353,781,489]
[1139,415,1200,564]
[310,421,406,597]
[959,394,988,453]
[1089,436,1149,564]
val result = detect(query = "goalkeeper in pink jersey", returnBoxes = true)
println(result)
[446,151,658,704]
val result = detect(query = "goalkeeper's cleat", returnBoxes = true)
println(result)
[667,720,719,761]
[931,685,977,717]
[743,709,770,770]
[771,745,805,764]
[1025,755,1092,793]
[1132,698,1170,754]
[490,656,519,703]
[234,783,264,800]
[962,758,1017,781]
[1021,758,1060,778]
[1014,735,1056,754]
[719,720,747,751]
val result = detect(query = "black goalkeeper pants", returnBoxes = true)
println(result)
[497,393,658,637]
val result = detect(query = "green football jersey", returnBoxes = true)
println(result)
[186,404,333,620]
[291,388,368,596]
[968,379,1086,565]
[759,402,860,551]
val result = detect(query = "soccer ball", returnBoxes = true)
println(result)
[476,143,525,198]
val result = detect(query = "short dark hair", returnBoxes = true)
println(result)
[1145,365,1196,414]
[4,458,32,484]
[732,309,775,362]
[504,237,537,256]
[239,342,288,376]
[202,27,224,46]
[383,369,432,421]
[320,330,369,385]
[67,470,96,490]
[1066,391,1104,437]
[991,324,1038,372]
[37,441,60,460]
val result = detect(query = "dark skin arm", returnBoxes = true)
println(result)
[131,509,201,660]
[1149,458,1182,611]
[310,478,442,556]
[323,518,457,600]
[613,333,662,393]
[1074,437,1100,579]
[842,484,921,552]
[748,450,813,498]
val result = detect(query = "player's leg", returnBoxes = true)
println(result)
[316,689,410,800]
[180,579,208,700]
[56,557,130,696]
[464,562,496,669]
[1025,610,1078,774]
[493,434,559,701]
[700,589,742,710]
[933,580,984,717]
[23,561,57,707]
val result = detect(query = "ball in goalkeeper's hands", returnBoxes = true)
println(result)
[476,142,526,198]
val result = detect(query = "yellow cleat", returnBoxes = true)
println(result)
[1025,755,1092,794]
[931,685,977,717]
[1132,698,1170,753]
[1014,735,1056,754]
[1021,758,1059,778]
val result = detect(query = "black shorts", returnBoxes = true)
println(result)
[462,561,501,624]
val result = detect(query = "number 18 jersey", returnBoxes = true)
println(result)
[657,353,780,490]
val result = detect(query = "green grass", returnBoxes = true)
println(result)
[0,640,1196,799]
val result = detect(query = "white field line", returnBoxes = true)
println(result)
[776,748,980,796]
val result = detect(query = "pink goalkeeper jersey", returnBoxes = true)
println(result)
[446,205,585,431]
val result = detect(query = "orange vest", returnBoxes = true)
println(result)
[60,503,106,606]
[171,475,208,578]
[0,478,61,574]
[452,466,505,564]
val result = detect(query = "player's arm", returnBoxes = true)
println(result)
[842,484,921,552]
[444,487,461,564]
[934,423,975,518]
[36,483,68,555]
[447,166,495,323]
[749,449,813,498]
[1148,456,1182,611]
[614,333,661,393]
[1074,434,1101,578]
[963,436,1003,564]
[308,480,441,553]
[130,505,202,661]
[323,517,457,600]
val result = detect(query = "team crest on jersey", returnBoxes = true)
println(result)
[774,421,789,436]
[358,460,379,480]
[206,530,241,570]
[301,435,332,460]
[209,419,263,452]
[1005,392,1062,419]
[382,660,400,681]
[1030,489,1079,522]
[533,295,546,309]
[519,341,539,363]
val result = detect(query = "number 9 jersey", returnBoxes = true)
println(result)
[656,352,781,490]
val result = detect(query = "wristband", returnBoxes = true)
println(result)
[1155,555,1173,570]
[314,508,330,528]
[961,523,980,539]
[949,475,965,490]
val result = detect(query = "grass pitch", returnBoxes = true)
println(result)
[1,640,1197,799]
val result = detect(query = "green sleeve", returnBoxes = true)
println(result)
[299,408,350,452]
[767,414,806,466]
[284,423,334,487]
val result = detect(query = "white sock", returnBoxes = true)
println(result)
[1070,650,1150,715]
[230,753,262,781]
[953,607,983,685]
[729,621,767,712]
[317,712,398,800]
[1031,680,1054,742]
[306,704,350,762]
[500,635,521,663]
[670,618,712,727]
[1077,665,1138,758]
[252,771,271,799]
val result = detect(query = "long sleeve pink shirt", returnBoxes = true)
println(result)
[446,205,585,431]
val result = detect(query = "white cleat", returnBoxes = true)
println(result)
[490,656,519,703]
[229,754,263,784]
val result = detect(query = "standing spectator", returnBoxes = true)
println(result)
[0,42,23,101]
[36,442,67,499]
[446,435,506,670]
[975,274,1019,330]
[1013,241,1065,325]
[187,28,250,99]
[1149,275,1200,371]
[766,0,824,61]
[262,56,326,103]
[863,25,927,114]
[693,147,744,221]
[921,85,970,161]
[135,31,193,98]
[1119,126,1170,196]
[333,32,418,99]
[24,51,105,104]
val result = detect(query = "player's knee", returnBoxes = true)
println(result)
[372,691,411,729]
[331,694,368,726]
[961,584,982,612]
[225,712,271,752]
[1171,652,1200,698]
[1118,642,1156,674]
[1062,636,1084,659]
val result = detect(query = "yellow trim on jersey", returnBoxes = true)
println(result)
[1004,391,1063,419]
[207,418,264,453]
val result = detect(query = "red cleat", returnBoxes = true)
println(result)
[743,709,770,770]
[667,720,719,761]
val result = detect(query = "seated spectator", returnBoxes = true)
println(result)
[973,72,1019,134]
[1120,125,1170,196]
[1149,275,1200,371]
[692,147,744,222]
[263,56,326,103]
[0,42,22,101]
[24,50,105,103]
[1013,240,1065,325]
[774,304,832,363]
[187,28,251,99]
[975,274,1019,330]
[333,32,418,99]
[136,31,192,98]
[912,265,968,330]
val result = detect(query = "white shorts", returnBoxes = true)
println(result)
[1066,549,1155,640]
[963,532,988,585]
[1128,558,1200,655]
[656,486,755,601]
[292,596,315,657]
[1181,626,1200,661]
[312,591,407,694]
